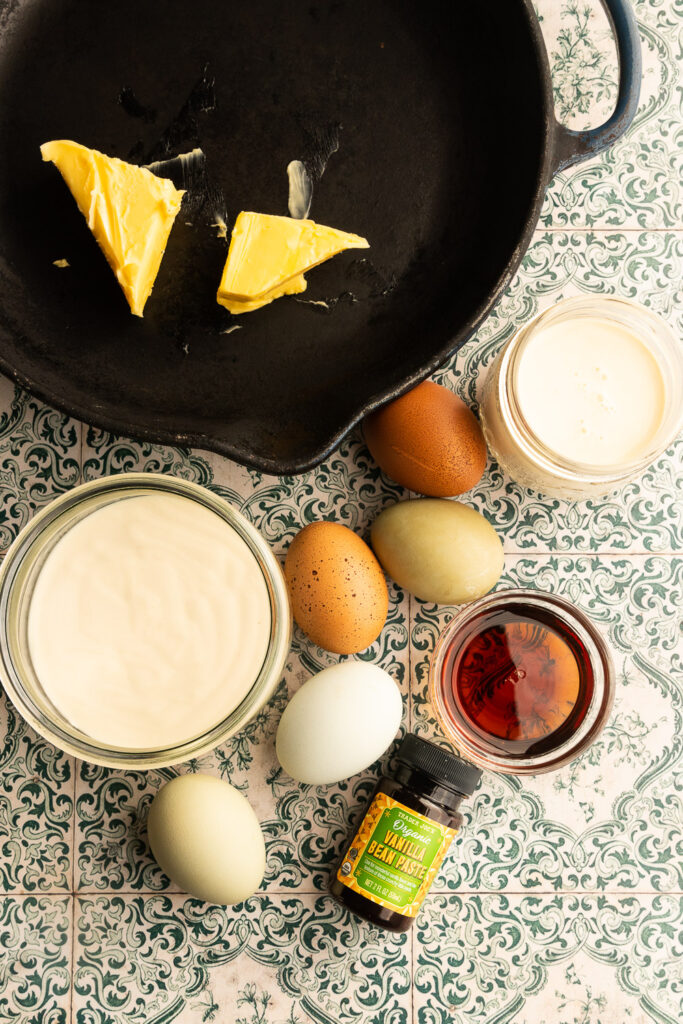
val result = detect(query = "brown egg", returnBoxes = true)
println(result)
[363,380,487,496]
[284,521,388,654]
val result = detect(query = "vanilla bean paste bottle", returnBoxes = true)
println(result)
[330,733,482,931]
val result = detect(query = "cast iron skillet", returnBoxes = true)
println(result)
[0,0,640,473]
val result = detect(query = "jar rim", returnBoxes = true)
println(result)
[501,296,683,483]
[0,473,292,769]
[428,588,615,775]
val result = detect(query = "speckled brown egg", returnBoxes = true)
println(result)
[284,521,388,654]
[363,380,487,496]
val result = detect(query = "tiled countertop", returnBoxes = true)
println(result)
[1,2,681,1022]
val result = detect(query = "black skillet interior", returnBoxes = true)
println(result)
[0,0,545,472]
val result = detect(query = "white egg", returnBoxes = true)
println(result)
[147,774,265,904]
[276,661,403,785]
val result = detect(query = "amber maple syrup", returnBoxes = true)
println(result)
[440,602,595,759]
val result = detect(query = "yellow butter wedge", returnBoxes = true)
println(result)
[41,140,185,317]
[219,275,308,314]
[217,212,369,306]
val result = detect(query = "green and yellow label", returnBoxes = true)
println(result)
[336,793,457,916]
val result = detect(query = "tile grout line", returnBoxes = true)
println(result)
[70,761,76,1024]
[408,590,413,736]
[67,888,683,897]
[426,889,683,896]
[6,887,683,896]
[533,226,682,233]
[502,550,681,557]
[70,892,76,1024]
[70,421,83,1024]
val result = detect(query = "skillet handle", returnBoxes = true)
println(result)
[552,0,642,172]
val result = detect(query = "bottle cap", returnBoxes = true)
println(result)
[396,733,482,796]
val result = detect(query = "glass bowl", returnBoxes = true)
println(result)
[0,473,291,769]
[429,589,614,775]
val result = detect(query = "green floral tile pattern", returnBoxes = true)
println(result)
[537,0,682,228]
[415,894,683,1024]
[0,696,73,892]
[0,379,80,555]
[73,895,411,1024]
[0,1,681,1021]
[0,376,77,895]
[0,896,71,1023]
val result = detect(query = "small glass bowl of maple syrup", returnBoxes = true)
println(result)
[429,590,614,774]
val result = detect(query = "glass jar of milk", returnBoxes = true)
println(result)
[480,297,683,500]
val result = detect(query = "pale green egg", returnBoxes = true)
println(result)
[147,774,265,905]
[371,499,504,605]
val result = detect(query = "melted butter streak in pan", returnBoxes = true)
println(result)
[145,147,206,192]
[287,160,313,220]
[212,215,228,239]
